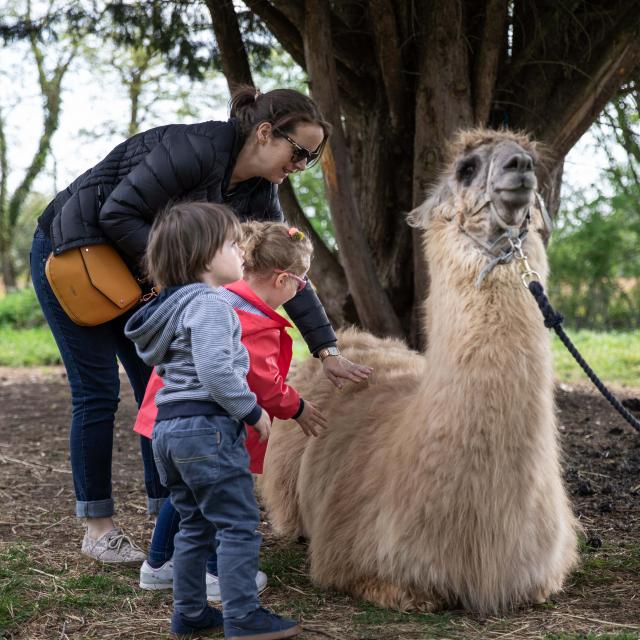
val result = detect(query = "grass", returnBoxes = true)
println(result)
[0,544,142,630]
[1,325,639,388]
[0,326,63,366]
[551,330,640,387]
[3,538,639,639]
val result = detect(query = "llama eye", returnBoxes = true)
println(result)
[456,158,478,185]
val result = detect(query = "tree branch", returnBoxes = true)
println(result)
[242,0,307,69]
[278,179,353,326]
[244,0,370,106]
[542,34,640,160]
[368,0,406,133]
[473,0,508,125]
[205,0,253,89]
[304,0,403,338]
[272,0,374,80]
[411,0,474,346]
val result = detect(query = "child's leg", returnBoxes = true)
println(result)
[148,498,181,567]
[153,419,217,619]
[171,482,217,617]
[196,418,261,619]
[206,544,218,575]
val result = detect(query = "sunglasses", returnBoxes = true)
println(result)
[273,269,307,292]
[276,131,322,166]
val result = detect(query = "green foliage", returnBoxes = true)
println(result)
[0,326,61,365]
[551,330,640,386]
[0,286,46,328]
[549,88,640,330]
[548,182,640,331]
[10,192,49,283]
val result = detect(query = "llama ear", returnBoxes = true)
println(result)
[407,192,440,229]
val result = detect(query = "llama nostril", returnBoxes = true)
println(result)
[504,154,533,173]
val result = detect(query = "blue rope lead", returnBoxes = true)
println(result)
[528,281,640,434]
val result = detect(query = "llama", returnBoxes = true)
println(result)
[260,129,578,614]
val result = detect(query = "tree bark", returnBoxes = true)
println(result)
[304,0,403,338]
[278,179,355,327]
[206,0,352,327]
[473,0,508,125]
[205,0,254,92]
[411,0,474,347]
[200,0,640,344]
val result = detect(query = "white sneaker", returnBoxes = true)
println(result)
[81,528,145,566]
[206,570,268,602]
[139,559,173,590]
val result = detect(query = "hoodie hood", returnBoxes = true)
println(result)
[125,283,213,365]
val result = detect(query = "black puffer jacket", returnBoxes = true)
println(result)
[38,119,336,353]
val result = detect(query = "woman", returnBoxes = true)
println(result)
[30,86,372,563]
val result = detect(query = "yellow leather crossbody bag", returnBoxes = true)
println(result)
[45,244,144,326]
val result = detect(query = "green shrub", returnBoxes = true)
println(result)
[0,287,47,329]
[0,326,61,365]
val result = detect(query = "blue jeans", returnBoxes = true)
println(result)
[153,414,260,619]
[30,226,167,517]
[149,497,218,575]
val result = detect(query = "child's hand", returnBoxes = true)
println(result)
[252,409,272,443]
[295,401,328,437]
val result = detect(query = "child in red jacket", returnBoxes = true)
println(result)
[135,221,327,600]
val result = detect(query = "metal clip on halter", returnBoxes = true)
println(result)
[508,235,540,288]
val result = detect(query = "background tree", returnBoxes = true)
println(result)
[548,75,640,330]
[0,0,87,290]
[212,0,640,345]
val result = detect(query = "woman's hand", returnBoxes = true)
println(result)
[322,355,372,389]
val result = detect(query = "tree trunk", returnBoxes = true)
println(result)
[304,0,403,338]
[278,179,355,327]
[206,0,352,327]
[210,0,640,344]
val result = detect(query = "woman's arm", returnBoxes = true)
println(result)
[282,282,337,354]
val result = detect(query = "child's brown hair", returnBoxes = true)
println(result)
[146,202,242,288]
[241,221,313,278]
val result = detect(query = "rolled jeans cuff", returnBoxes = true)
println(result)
[76,498,114,518]
[147,495,169,516]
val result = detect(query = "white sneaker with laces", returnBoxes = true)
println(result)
[81,528,145,566]
[206,570,268,602]
[139,559,174,590]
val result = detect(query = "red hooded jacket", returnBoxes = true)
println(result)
[133,279,301,473]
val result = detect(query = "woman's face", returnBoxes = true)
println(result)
[256,122,325,184]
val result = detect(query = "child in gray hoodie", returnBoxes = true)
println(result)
[125,201,300,640]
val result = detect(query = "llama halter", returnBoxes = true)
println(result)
[463,153,551,288]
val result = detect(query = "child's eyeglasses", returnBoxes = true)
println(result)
[275,131,322,166]
[273,269,307,292]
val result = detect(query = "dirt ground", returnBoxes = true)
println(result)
[1,366,639,639]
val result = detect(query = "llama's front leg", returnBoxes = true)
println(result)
[528,585,551,605]
[349,576,445,612]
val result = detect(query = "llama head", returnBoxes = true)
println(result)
[409,129,552,285]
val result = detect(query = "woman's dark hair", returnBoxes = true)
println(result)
[230,85,331,164]
[146,202,242,288]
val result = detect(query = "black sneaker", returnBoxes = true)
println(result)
[170,605,224,639]
[224,607,301,640]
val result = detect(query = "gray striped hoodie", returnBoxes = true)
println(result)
[125,283,261,424]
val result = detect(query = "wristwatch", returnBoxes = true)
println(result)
[317,346,341,361]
